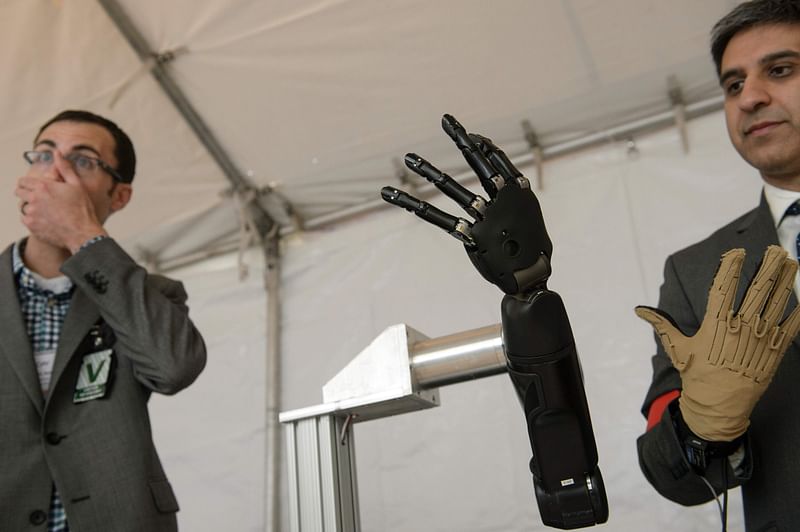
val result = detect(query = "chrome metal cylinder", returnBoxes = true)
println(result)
[410,324,506,389]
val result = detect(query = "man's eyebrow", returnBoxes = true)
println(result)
[33,139,56,149]
[33,139,102,157]
[760,49,800,65]
[70,143,102,157]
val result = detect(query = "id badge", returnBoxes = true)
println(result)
[74,349,113,403]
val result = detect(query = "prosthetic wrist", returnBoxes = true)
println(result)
[636,246,800,442]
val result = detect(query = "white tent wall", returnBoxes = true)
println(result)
[149,110,762,531]
[149,259,268,531]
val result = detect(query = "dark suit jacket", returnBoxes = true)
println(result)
[638,194,800,532]
[0,238,206,532]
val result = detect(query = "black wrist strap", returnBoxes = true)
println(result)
[670,402,742,473]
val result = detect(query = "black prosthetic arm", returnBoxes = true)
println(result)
[503,292,607,529]
[381,114,608,529]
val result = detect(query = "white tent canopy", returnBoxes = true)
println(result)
[1,1,762,531]
[1,0,736,264]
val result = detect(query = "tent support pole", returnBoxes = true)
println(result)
[263,230,282,532]
[98,5,287,529]
[96,0,251,192]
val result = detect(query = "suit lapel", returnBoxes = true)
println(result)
[0,244,44,414]
[49,288,99,401]
[734,193,780,298]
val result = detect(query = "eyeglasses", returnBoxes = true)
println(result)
[23,149,125,183]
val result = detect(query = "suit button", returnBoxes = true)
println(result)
[84,270,109,294]
[45,432,63,445]
[29,509,47,525]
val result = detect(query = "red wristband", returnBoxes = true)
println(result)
[646,390,680,431]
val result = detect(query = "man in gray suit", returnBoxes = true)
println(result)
[3,110,207,531]
[637,1,800,530]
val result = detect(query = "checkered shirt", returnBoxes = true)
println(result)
[12,240,86,532]
[13,243,74,354]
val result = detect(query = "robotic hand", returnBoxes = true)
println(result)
[381,115,608,529]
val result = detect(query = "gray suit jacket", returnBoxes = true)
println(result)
[0,238,206,532]
[638,194,800,532]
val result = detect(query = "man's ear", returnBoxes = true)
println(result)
[110,183,133,214]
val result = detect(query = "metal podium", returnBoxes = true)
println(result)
[279,323,507,532]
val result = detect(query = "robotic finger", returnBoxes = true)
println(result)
[470,133,530,189]
[381,186,475,246]
[404,153,487,220]
[441,114,506,197]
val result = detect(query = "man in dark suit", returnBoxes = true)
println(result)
[2,110,207,531]
[637,1,800,530]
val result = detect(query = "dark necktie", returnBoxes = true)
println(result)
[783,201,800,261]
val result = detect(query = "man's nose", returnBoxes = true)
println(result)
[737,77,771,112]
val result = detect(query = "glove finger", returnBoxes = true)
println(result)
[742,339,768,377]
[754,338,787,384]
[761,257,798,327]
[755,293,800,382]
[705,248,745,322]
[740,246,789,322]
[634,306,690,370]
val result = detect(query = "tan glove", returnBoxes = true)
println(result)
[636,245,800,442]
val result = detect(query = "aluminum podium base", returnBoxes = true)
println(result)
[279,323,505,532]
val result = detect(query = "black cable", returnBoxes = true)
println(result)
[721,459,729,532]
[698,474,725,529]
[698,458,730,532]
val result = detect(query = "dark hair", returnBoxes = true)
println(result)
[36,110,136,184]
[711,0,800,76]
